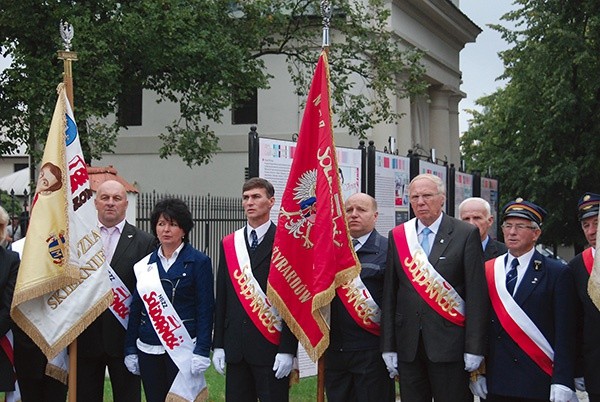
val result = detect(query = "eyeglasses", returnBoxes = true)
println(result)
[409,193,439,202]
[501,223,537,231]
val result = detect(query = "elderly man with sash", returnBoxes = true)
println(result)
[78,180,155,402]
[381,173,488,402]
[473,198,577,402]
[213,178,298,402]
[324,193,394,402]
[569,192,600,401]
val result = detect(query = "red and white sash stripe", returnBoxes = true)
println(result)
[107,263,134,329]
[337,275,381,336]
[135,255,208,402]
[485,256,554,376]
[223,228,282,345]
[582,247,594,275]
[392,219,466,326]
[1,330,21,402]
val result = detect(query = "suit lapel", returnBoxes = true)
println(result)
[428,214,451,265]
[111,222,135,265]
[251,223,275,270]
[513,251,545,305]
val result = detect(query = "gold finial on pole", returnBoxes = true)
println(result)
[321,0,332,49]
[57,21,78,107]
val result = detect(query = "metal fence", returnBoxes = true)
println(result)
[136,192,246,265]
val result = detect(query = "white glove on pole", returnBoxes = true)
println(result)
[469,375,488,399]
[549,384,576,402]
[124,354,140,375]
[464,353,484,372]
[190,354,211,376]
[381,352,398,379]
[272,353,294,379]
[212,348,226,375]
[574,377,586,392]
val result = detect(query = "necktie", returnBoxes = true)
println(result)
[506,258,519,296]
[352,238,360,249]
[250,229,258,251]
[420,227,432,256]
[101,226,117,263]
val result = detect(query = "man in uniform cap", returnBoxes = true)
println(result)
[470,198,577,402]
[569,192,600,401]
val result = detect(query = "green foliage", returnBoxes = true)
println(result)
[0,191,25,217]
[0,0,425,167]
[461,0,600,249]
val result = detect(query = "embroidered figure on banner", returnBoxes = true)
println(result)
[280,169,317,248]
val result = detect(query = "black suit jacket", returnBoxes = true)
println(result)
[213,223,298,366]
[382,214,489,362]
[78,221,155,357]
[484,238,507,261]
[569,250,600,394]
[487,251,576,399]
[0,247,18,390]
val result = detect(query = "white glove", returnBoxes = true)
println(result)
[574,377,585,392]
[124,354,140,375]
[464,353,484,372]
[272,353,294,379]
[381,352,398,379]
[469,375,487,399]
[191,354,211,376]
[212,348,226,375]
[549,384,576,402]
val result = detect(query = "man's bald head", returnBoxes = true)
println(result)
[95,180,128,227]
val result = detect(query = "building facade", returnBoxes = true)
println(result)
[3,0,480,198]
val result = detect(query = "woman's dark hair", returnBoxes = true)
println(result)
[150,198,194,243]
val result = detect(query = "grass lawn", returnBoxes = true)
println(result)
[102,368,319,402]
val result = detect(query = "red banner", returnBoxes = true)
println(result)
[266,51,360,362]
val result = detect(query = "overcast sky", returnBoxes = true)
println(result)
[459,0,515,134]
[1,1,515,135]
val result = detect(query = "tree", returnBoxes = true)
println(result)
[461,0,600,250]
[0,0,426,168]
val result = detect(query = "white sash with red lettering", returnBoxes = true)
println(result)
[223,228,282,345]
[485,256,554,376]
[107,264,133,329]
[337,275,381,336]
[135,255,208,402]
[392,219,466,326]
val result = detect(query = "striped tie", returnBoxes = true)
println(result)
[506,258,519,296]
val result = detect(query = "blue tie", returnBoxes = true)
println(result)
[250,230,258,252]
[506,258,519,296]
[420,227,432,256]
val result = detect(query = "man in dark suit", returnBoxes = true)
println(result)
[474,199,576,402]
[213,177,298,402]
[77,180,155,402]
[381,173,488,402]
[324,193,394,402]
[459,197,507,260]
[569,192,600,401]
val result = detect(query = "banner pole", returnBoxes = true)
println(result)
[57,20,78,402]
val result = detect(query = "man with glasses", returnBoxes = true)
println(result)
[381,173,489,402]
[471,198,577,402]
[569,192,600,401]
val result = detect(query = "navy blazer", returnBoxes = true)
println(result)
[125,243,215,357]
[487,251,576,399]
[569,250,600,394]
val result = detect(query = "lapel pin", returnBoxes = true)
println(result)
[534,260,542,271]
[440,239,444,244]
[532,277,538,284]
[128,234,133,238]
